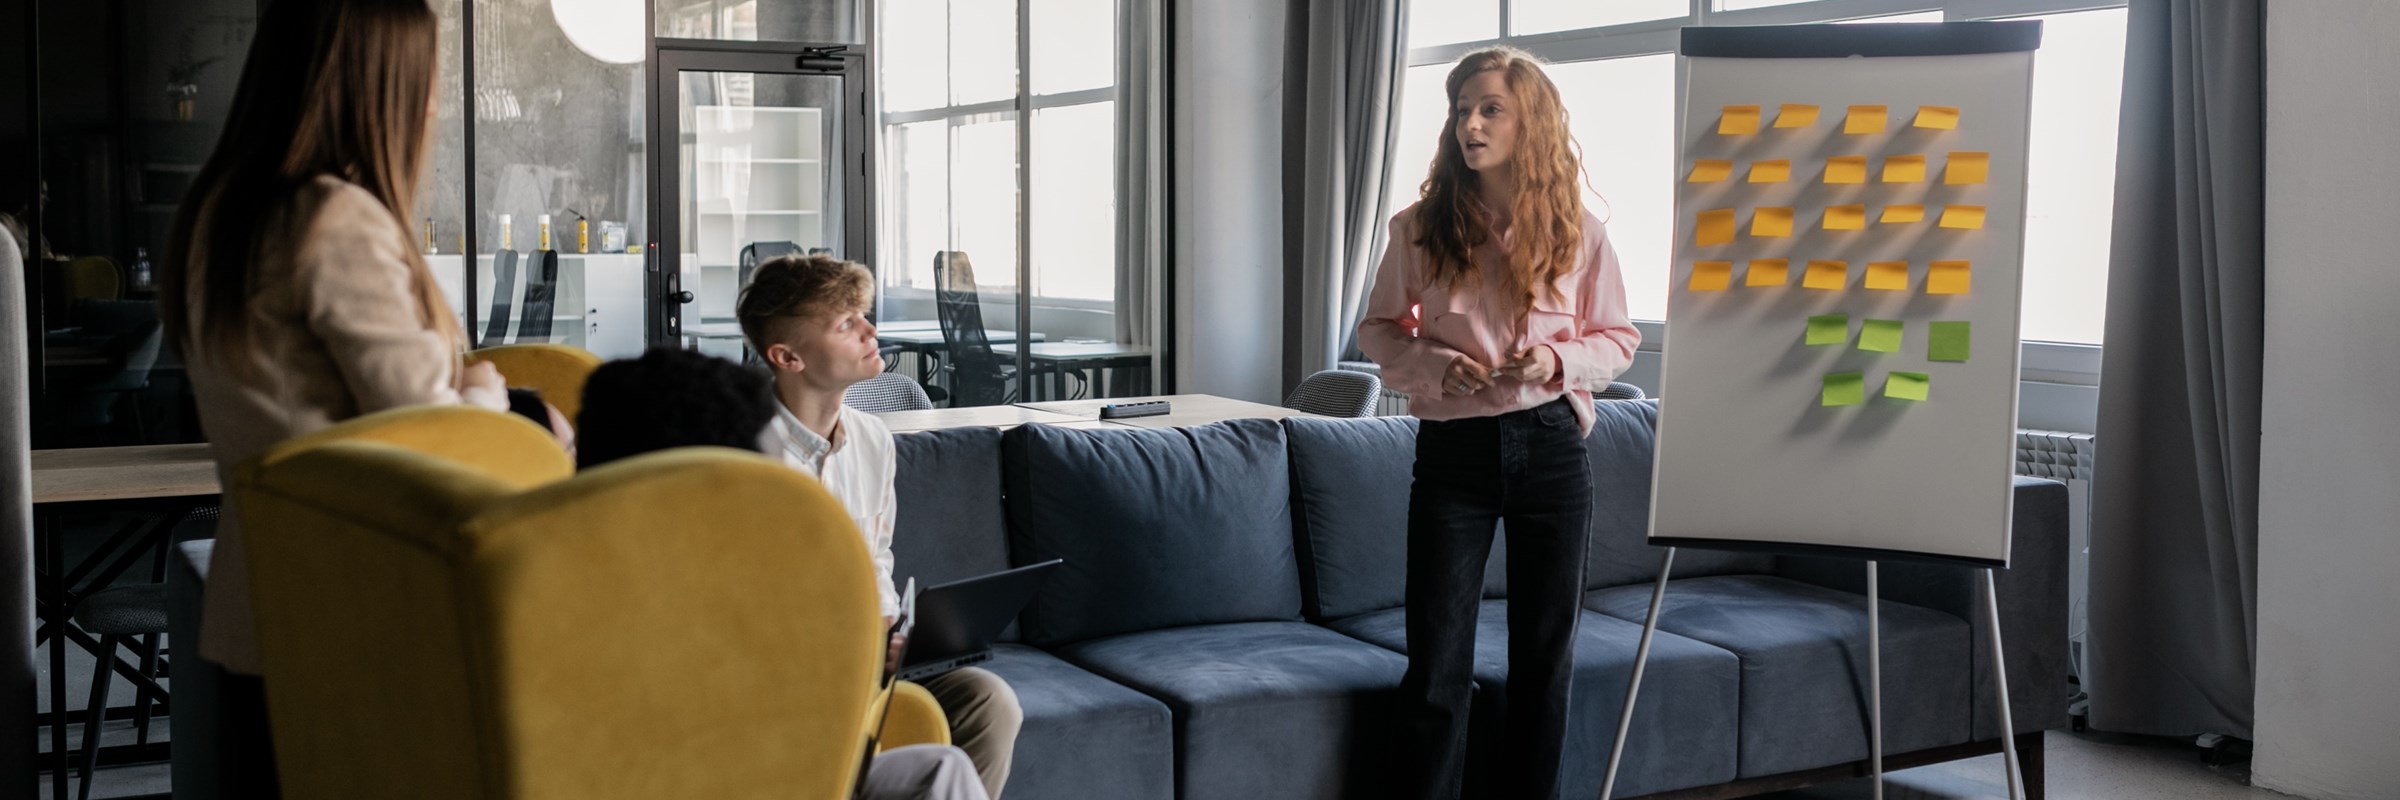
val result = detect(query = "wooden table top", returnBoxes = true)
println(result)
[31,443,221,504]
[1015,394,1321,429]
[871,405,1088,433]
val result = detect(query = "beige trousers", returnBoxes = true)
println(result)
[919,666,1024,799]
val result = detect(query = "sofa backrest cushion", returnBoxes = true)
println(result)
[1003,419,1304,646]
[892,427,1016,589]
[1284,416,1511,620]
[1583,399,1776,589]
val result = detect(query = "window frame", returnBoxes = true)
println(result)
[1407,0,2124,387]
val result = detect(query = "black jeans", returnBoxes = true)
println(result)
[1398,398,1594,800]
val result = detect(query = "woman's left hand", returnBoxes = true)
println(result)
[1497,345,1560,386]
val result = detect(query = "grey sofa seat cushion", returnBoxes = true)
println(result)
[1283,416,1509,620]
[1582,400,1776,590]
[1004,420,1304,646]
[1053,621,1410,800]
[1585,575,1973,778]
[1327,601,1740,797]
[978,644,1174,800]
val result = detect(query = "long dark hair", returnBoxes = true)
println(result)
[161,0,453,357]
[1412,47,1587,314]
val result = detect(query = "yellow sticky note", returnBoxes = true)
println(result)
[1803,260,1847,290]
[1720,105,1761,135]
[1928,260,1971,295]
[1915,106,1960,130]
[1939,205,1986,230]
[1825,156,1868,184]
[1882,204,1925,224]
[1752,207,1794,238]
[1696,209,1736,246]
[1775,103,1820,128]
[1688,160,1732,183]
[1823,205,1866,231]
[1946,151,1990,185]
[1690,261,1733,291]
[1845,105,1887,134]
[1865,261,1910,291]
[1883,154,1926,183]
[1747,258,1790,287]
[1748,160,1791,183]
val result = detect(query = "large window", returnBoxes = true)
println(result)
[1397,0,2127,346]
[878,0,1120,303]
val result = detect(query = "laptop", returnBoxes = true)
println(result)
[895,559,1064,682]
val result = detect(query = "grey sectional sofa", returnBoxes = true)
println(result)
[889,399,2071,800]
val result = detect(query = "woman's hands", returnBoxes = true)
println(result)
[1444,347,1558,396]
[1443,354,1496,397]
[459,360,509,411]
[1496,346,1559,387]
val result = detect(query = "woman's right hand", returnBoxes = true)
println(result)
[459,360,509,411]
[1443,354,1496,397]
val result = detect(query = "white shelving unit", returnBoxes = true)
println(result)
[690,104,825,274]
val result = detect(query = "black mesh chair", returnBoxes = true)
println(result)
[1598,381,1647,400]
[481,249,519,346]
[515,249,559,343]
[737,241,803,294]
[933,251,1016,407]
[1284,369,1383,417]
[844,372,935,412]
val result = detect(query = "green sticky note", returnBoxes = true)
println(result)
[1885,371,1931,401]
[1929,321,1971,362]
[1806,314,1849,346]
[1822,372,1865,407]
[1858,319,1904,353]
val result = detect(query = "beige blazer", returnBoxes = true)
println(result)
[183,175,465,674]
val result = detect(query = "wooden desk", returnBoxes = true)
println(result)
[32,444,221,503]
[872,405,1087,433]
[1016,394,1320,429]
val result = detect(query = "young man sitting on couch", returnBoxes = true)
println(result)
[735,254,1025,800]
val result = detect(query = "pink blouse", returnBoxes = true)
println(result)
[1356,203,1641,435]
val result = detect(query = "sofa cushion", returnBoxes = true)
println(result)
[1582,400,1776,590]
[1283,416,1510,620]
[1004,420,1304,646]
[977,644,1173,800]
[1328,601,1740,797]
[1585,575,1972,778]
[1053,621,1410,800]
[894,427,1021,641]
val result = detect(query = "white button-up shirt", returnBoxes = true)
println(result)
[772,401,900,617]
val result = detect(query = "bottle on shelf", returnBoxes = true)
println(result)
[131,247,153,288]
[424,217,436,254]
[538,214,553,252]
[499,213,513,253]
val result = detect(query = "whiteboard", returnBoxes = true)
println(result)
[1649,24,2039,567]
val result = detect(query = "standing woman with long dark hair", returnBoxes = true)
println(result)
[1357,47,1641,799]
[161,0,506,790]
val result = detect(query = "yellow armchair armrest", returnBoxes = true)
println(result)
[877,680,952,751]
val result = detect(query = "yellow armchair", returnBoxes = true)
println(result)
[236,435,911,799]
[467,343,605,424]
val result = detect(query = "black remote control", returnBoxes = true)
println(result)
[1099,401,1172,419]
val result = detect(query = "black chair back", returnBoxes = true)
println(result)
[933,251,1010,407]
[517,249,559,342]
[737,241,803,295]
[482,249,519,346]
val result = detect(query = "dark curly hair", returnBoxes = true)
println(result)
[574,347,778,470]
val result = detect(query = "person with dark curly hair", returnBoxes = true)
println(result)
[572,346,779,469]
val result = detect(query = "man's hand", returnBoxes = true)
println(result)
[882,616,906,674]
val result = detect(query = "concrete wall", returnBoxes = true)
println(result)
[1171,0,1285,403]
[2253,2,2400,798]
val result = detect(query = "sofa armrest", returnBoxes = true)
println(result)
[877,681,954,751]
[1773,476,2072,740]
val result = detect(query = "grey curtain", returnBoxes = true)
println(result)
[1113,0,1163,348]
[2086,0,2264,740]
[1282,0,1408,391]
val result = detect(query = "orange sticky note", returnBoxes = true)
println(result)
[1688,160,1732,183]
[1803,260,1848,290]
[1882,204,1925,224]
[1752,207,1794,238]
[1720,105,1761,135]
[1915,105,1960,130]
[1690,261,1733,291]
[1748,160,1791,183]
[1946,151,1989,185]
[1928,260,1971,294]
[1825,156,1868,184]
[1696,209,1737,246]
[1865,261,1910,291]
[1845,105,1887,134]
[1883,154,1926,183]
[1823,205,1866,231]
[1939,205,1986,230]
[1747,258,1790,287]
[1774,103,1819,128]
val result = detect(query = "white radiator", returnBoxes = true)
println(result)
[2016,428,2096,684]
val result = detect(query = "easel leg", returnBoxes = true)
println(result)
[1868,560,1884,800]
[1985,569,2022,800]
[1600,547,1676,800]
